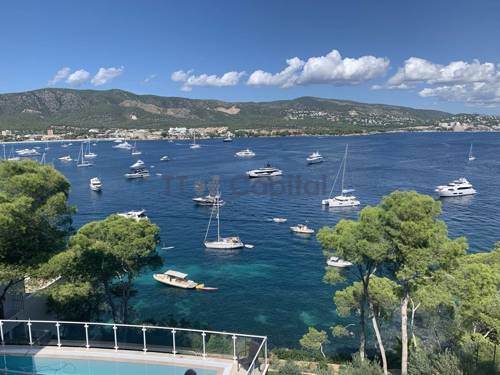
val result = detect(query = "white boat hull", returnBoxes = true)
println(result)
[436,188,476,197]
[322,197,360,207]
[204,239,244,249]
[247,171,283,178]
[153,274,197,289]
[307,158,323,164]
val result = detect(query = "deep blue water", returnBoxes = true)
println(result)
[18,133,500,348]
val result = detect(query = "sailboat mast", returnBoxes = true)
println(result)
[341,144,348,194]
[216,195,221,241]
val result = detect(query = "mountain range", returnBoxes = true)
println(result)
[0,88,455,132]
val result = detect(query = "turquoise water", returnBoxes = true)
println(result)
[28,132,500,348]
[0,355,216,375]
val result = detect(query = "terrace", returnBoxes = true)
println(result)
[0,319,268,375]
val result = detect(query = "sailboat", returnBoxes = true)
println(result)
[190,132,201,149]
[84,141,97,159]
[131,141,142,155]
[204,192,244,249]
[322,144,360,207]
[77,143,92,167]
[468,144,476,161]
[44,142,50,151]
[7,146,20,161]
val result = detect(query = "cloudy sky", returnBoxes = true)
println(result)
[1,0,500,113]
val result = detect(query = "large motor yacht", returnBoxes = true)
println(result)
[435,178,476,197]
[246,163,283,178]
[89,177,102,191]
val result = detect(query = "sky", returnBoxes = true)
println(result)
[1,0,500,114]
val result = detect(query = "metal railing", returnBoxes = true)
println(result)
[0,319,268,375]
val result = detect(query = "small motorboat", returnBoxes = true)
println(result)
[130,160,145,169]
[160,156,170,161]
[272,217,287,223]
[290,224,315,235]
[154,270,198,289]
[196,284,219,292]
[89,177,102,192]
[327,256,353,268]
[113,141,133,150]
[307,151,324,164]
[117,209,148,221]
[58,155,72,162]
[244,244,254,249]
[235,148,255,157]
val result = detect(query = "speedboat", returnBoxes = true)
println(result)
[246,163,283,178]
[272,217,287,223]
[16,148,39,156]
[58,155,72,162]
[290,224,314,234]
[117,209,148,221]
[153,270,198,289]
[204,192,244,250]
[193,194,226,206]
[130,160,145,169]
[113,141,133,150]
[327,256,353,268]
[322,145,360,207]
[125,168,150,179]
[160,156,170,161]
[223,136,233,142]
[89,177,102,191]
[435,178,476,197]
[307,152,324,164]
[235,149,255,157]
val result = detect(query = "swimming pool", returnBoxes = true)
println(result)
[0,354,219,375]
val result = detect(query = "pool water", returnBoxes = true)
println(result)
[0,355,217,375]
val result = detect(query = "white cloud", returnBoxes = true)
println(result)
[143,74,157,83]
[65,69,90,86]
[91,66,124,86]
[247,50,389,88]
[171,70,245,91]
[48,67,71,85]
[382,57,500,106]
[386,57,496,88]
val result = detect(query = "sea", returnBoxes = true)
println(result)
[11,132,500,349]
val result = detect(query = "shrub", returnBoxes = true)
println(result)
[278,361,302,375]
[340,354,383,375]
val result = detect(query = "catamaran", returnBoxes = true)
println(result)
[190,132,201,149]
[84,141,97,159]
[204,193,244,249]
[76,143,92,167]
[322,144,360,207]
[468,144,476,161]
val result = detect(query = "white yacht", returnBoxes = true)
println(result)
[113,141,133,150]
[322,145,360,207]
[223,134,233,142]
[117,209,148,221]
[76,143,92,167]
[84,142,97,159]
[204,193,244,250]
[190,132,201,149]
[246,163,283,178]
[327,256,353,268]
[58,155,72,162]
[125,168,150,179]
[130,160,145,169]
[160,156,170,161]
[307,151,324,164]
[468,144,476,161]
[235,148,255,158]
[193,194,226,206]
[16,148,39,156]
[153,270,198,289]
[89,177,102,191]
[435,178,476,197]
[290,224,315,235]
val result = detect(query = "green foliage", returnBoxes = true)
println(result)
[205,334,232,354]
[0,160,72,317]
[278,361,302,375]
[300,327,329,357]
[408,348,463,375]
[45,215,161,323]
[46,281,101,321]
[331,325,352,338]
[340,354,383,375]
[272,348,326,362]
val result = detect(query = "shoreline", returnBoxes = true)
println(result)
[1,128,499,145]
